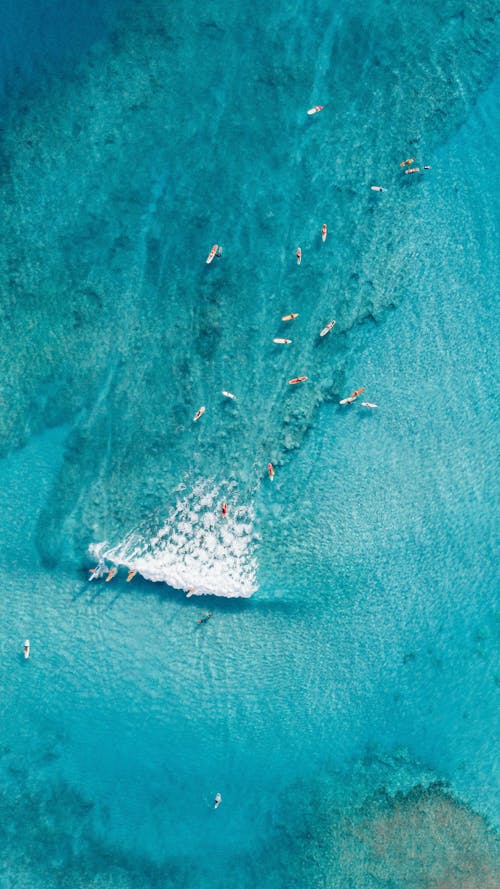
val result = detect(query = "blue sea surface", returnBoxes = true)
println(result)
[0,1,499,886]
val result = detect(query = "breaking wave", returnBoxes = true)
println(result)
[89,479,258,597]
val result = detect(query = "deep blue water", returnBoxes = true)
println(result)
[0,1,499,886]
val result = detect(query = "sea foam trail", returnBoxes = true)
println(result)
[90,479,258,597]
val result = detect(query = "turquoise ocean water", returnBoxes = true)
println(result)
[0,1,499,886]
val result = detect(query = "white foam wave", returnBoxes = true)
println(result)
[89,480,258,597]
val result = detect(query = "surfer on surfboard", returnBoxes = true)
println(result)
[339,387,365,405]
[193,406,206,422]
[88,561,106,581]
[296,247,302,265]
[273,338,292,344]
[282,313,298,321]
[126,569,137,582]
[214,793,222,809]
[206,244,219,264]
[267,463,275,481]
[320,320,336,337]
[289,376,307,385]
[307,105,324,115]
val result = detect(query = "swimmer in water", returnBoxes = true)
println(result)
[198,613,213,624]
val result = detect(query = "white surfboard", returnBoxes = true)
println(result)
[320,320,336,337]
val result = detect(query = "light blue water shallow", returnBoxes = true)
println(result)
[0,1,499,887]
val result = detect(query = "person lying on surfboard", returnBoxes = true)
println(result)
[206,244,218,264]
[267,463,275,480]
[296,247,302,265]
[339,387,365,405]
[320,320,336,337]
[193,406,206,422]
[282,313,299,321]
